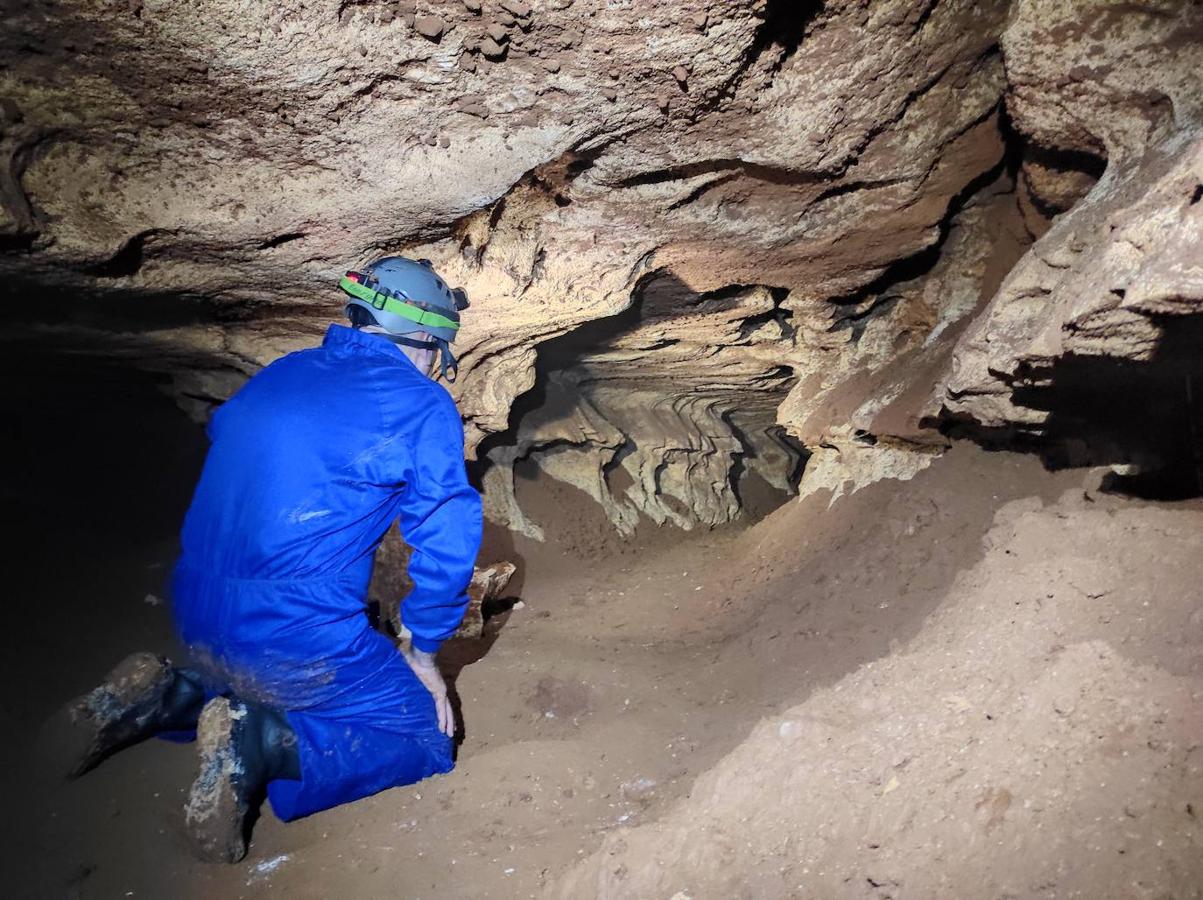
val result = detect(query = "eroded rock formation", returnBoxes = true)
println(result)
[3,0,1013,529]
[936,0,1203,491]
[3,0,1201,525]
[479,279,804,536]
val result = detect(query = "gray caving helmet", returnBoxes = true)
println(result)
[339,256,470,381]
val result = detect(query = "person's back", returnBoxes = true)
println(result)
[180,325,466,583]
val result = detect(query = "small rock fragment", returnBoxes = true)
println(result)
[497,12,516,27]
[438,135,451,148]
[672,65,689,84]
[414,14,445,40]
[458,51,476,71]
[692,12,708,30]
[602,87,617,102]
[500,0,532,17]
[486,22,509,43]
[541,57,561,73]
[460,101,490,118]
[480,37,506,59]
[462,0,482,12]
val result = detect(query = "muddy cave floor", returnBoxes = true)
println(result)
[4,383,1203,898]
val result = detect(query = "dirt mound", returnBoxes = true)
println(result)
[553,487,1203,898]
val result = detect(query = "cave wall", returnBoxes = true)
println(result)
[3,0,1201,528]
[936,0,1203,486]
[1,0,1005,460]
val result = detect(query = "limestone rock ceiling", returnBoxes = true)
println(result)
[3,0,1200,526]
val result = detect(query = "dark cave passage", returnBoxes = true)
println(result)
[1,355,207,544]
[472,268,806,540]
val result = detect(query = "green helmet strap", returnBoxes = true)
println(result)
[339,276,461,333]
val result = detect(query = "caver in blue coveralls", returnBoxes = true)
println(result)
[171,324,483,820]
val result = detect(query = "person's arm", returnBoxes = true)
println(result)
[396,392,483,656]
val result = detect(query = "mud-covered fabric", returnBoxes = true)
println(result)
[170,324,481,819]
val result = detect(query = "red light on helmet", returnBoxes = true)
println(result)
[345,270,363,283]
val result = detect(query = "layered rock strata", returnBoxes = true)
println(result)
[7,1,1197,525]
[2,0,1012,527]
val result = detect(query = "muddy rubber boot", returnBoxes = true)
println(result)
[186,696,254,863]
[64,651,176,779]
[184,696,299,864]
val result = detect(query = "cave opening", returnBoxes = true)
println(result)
[472,268,805,545]
[1011,314,1203,500]
[933,107,1203,501]
[997,95,1109,235]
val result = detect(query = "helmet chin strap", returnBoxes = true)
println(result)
[353,319,460,382]
[389,334,460,383]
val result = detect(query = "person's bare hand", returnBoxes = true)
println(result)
[401,646,454,737]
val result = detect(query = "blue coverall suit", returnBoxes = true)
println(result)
[171,324,483,820]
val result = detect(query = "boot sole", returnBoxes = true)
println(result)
[185,697,250,863]
[65,651,174,779]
